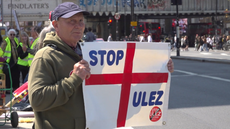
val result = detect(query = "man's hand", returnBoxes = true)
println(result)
[167,58,174,73]
[73,59,91,80]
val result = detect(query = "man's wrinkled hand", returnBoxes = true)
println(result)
[73,59,91,80]
[167,58,174,73]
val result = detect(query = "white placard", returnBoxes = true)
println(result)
[81,42,171,129]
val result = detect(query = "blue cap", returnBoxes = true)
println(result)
[53,2,89,21]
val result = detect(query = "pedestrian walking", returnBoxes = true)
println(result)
[107,33,112,42]
[201,35,208,52]
[85,27,96,42]
[207,35,213,50]
[218,35,224,50]
[194,34,199,51]
[139,34,145,42]
[184,36,189,51]
[147,33,152,42]
[181,36,186,51]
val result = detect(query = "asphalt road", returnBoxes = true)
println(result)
[135,59,230,129]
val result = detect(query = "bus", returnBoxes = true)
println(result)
[186,23,221,46]
[138,22,161,42]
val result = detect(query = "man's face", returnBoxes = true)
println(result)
[54,13,85,45]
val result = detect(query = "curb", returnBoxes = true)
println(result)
[171,56,230,64]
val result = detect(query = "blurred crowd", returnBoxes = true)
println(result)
[164,34,230,52]
[0,24,55,93]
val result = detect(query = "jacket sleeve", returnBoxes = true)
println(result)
[17,45,28,59]
[28,57,83,112]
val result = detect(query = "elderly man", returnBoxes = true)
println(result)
[29,2,174,129]
[28,2,91,129]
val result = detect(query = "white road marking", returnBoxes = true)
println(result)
[200,53,211,55]
[220,53,228,56]
[174,70,197,75]
[174,70,230,82]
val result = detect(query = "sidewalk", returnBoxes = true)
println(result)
[171,47,230,64]
[0,94,33,129]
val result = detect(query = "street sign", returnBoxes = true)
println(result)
[114,13,120,20]
[130,21,137,26]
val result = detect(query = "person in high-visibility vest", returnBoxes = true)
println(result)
[27,26,42,67]
[21,26,42,83]
[0,29,20,91]
[0,47,5,74]
[17,32,30,81]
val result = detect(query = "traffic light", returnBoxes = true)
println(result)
[220,20,223,27]
[108,18,113,29]
[216,20,223,27]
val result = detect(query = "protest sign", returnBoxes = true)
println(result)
[81,42,171,129]
[13,10,20,30]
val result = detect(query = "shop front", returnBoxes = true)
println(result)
[1,0,61,36]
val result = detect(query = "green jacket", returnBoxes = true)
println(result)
[28,32,84,129]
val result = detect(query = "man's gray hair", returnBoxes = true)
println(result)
[35,24,56,51]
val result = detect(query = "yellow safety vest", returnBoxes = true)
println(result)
[17,43,29,67]
[0,48,3,57]
[28,38,39,66]
[0,37,19,73]
[4,37,19,63]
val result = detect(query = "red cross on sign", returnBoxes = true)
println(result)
[85,43,169,128]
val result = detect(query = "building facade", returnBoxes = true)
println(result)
[1,0,61,35]
[76,0,230,41]
[1,0,230,41]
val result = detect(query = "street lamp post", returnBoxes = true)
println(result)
[176,0,180,56]
[11,0,12,28]
[131,0,135,40]
[116,0,118,41]
[124,0,126,37]
[215,0,217,37]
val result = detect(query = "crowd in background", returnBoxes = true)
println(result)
[108,33,153,42]
[164,34,230,52]
[0,24,55,94]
